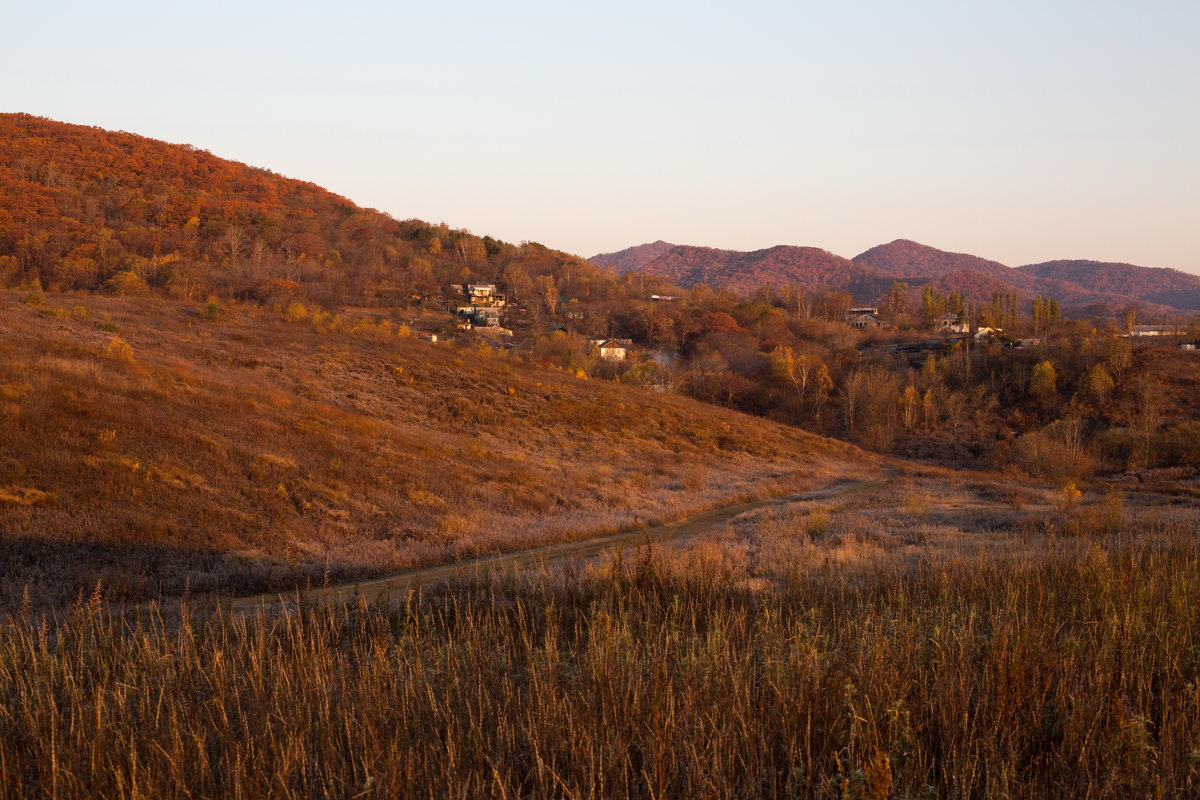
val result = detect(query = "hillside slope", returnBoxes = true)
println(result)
[0,292,867,609]
[0,113,608,306]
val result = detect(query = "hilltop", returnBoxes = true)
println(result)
[0,113,615,307]
[589,240,677,273]
[601,243,894,298]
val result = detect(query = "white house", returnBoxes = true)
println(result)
[591,338,629,361]
[1127,324,1180,337]
[973,327,1002,342]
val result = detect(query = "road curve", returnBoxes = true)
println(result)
[227,473,891,612]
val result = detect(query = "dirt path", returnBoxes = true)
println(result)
[227,473,892,612]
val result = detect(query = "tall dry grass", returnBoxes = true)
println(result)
[2,524,1198,799]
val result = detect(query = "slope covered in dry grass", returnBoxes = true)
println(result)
[0,291,868,608]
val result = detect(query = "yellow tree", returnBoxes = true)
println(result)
[1029,361,1057,397]
[899,385,921,430]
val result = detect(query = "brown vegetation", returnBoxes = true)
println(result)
[1,479,1198,798]
[0,290,859,609]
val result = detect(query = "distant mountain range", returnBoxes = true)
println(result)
[590,239,1200,315]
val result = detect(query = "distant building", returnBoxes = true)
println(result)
[465,284,506,308]
[973,326,1002,342]
[846,309,883,328]
[650,294,676,302]
[591,338,629,361]
[454,306,502,327]
[1127,324,1182,337]
[1181,342,1198,351]
[935,313,963,331]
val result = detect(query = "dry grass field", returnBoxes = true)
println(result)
[1,480,1198,798]
[0,291,867,609]
[5,291,1200,799]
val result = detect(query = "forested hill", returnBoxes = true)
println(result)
[595,237,1199,315]
[1018,260,1200,312]
[590,240,677,273]
[0,113,628,306]
[607,244,894,297]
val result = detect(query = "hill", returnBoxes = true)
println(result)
[589,240,676,273]
[1018,259,1200,312]
[614,244,894,298]
[0,113,612,307]
[597,236,1200,315]
[852,239,1031,288]
[0,291,866,609]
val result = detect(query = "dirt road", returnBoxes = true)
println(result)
[228,473,891,612]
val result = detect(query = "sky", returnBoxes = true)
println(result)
[4,0,1198,271]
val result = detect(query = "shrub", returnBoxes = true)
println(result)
[1008,429,1095,480]
[105,271,150,296]
[25,278,44,306]
[105,336,134,362]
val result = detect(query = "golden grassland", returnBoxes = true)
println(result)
[1,481,1198,798]
[0,291,867,609]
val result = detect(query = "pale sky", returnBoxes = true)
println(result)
[4,0,1198,271]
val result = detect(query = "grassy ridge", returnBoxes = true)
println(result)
[0,292,858,609]
[1,527,1197,798]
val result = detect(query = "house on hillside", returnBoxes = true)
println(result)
[591,338,630,361]
[455,306,502,327]
[846,307,883,328]
[467,284,506,308]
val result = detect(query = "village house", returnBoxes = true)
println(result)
[1126,324,1182,337]
[846,307,883,328]
[973,326,1002,342]
[467,284,507,308]
[455,306,502,327]
[935,313,966,332]
[591,338,630,361]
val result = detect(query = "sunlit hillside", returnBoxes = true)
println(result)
[0,291,868,609]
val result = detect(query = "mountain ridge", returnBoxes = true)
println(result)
[591,237,1198,314]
